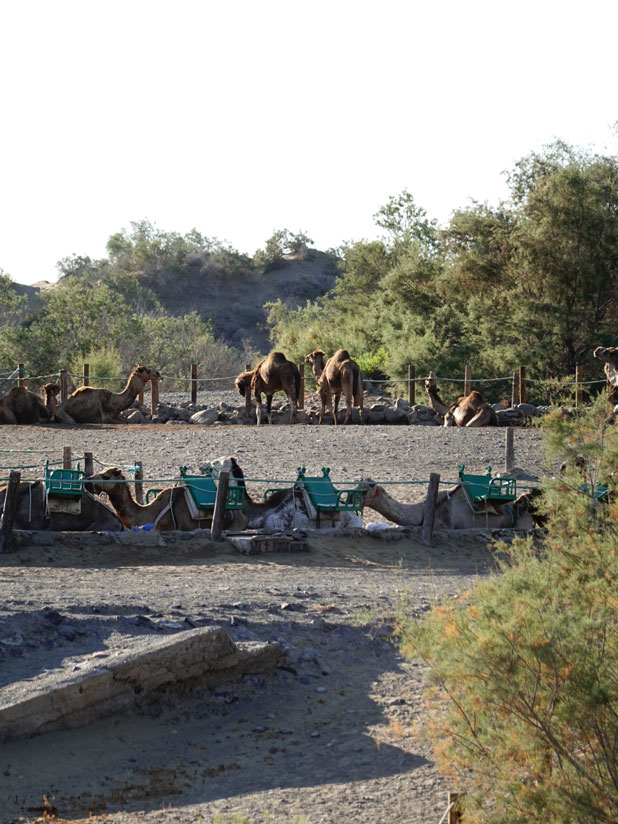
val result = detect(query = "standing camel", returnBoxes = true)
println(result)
[305,349,365,425]
[54,366,159,424]
[424,371,498,427]
[594,346,618,407]
[235,352,300,425]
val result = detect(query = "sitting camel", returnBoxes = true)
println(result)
[305,348,365,425]
[203,456,362,530]
[54,366,159,424]
[358,479,539,530]
[89,467,247,531]
[594,346,618,407]
[0,385,54,425]
[235,352,300,425]
[424,371,498,427]
[0,480,123,530]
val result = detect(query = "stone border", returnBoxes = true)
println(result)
[0,627,283,744]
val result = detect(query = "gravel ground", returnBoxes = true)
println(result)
[0,408,548,824]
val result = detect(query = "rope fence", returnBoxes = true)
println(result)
[0,359,611,411]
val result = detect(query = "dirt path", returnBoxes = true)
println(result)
[0,423,547,824]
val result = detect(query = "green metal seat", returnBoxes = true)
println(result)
[581,482,609,502]
[45,460,85,498]
[458,464,517,505]
[295,466,363,525]
[179,466,245,519]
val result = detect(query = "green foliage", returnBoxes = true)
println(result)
[397,397,618,823]
[69,345,125,390]
[253,229,314,271]
[355,348,389,380]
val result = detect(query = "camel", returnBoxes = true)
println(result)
[358,479,539,530]
[54,366,159,424]
[593,346,618,407]
[424,371,499,427]
[203,456,362,530]
[0,480,123,530]
[305,349,365,425]
[235,352,300,425]
[89,467,248,531]
[43,383,61,420]
[0,386,52,425]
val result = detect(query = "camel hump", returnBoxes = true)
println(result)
[333,349,351,362]
[269,351,289,363]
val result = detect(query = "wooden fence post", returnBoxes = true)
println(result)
[84,451,94,478]
[575,364,583,408]
[0,470,21,552]
[519,365,527,404]
[191,363,197,405]
[298,362,304,410]
[245,363,252,415]
[422,473,440,546]
[134,460,144,504]
[151,377,159,417]
[210,470,230,542]
[408,364,415,406]
[63,446,72,470]
[464,365,471,397]
[505,427,514,473]
[17,363,25,388]
[448,791,463,823]
[511,370,520,406]
[83,363,90,387]
[60,369,68,403]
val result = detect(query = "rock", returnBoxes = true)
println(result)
[394,398,410,410]
[516,402,546,417]
[125,409,147,424]
[367,409,385,423]
[190,408,219,425]
[383,407,408,424]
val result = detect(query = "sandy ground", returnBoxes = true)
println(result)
[0,419,547,824]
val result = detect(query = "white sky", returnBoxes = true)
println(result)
[1,0,617,285]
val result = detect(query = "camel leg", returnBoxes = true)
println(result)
[319,386,331,425]
[288,395,297,425]
[356,392,365,424]
[466,408,494,427]
[266,394,274,425]
[333,393,340,425]
[53,407,77,425]
[255,391,262,425]
[343,392,353,425]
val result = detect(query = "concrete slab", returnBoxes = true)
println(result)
[0,627,283,744]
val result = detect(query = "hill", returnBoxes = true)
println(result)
[10,250,337,355]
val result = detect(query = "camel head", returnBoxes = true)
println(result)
[131,366,159,385]
[593,346,618,365]
[44,382,61,399]
[305,350,326,379]
[88,466,126,496]
[443,409,457,426]
[424,370,438,394]
[235,370,253,398]
[199,455,245,486]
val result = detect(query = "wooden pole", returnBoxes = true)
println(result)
[408,364,415,406]
[151,377,159,417]
[84,451,94,478]
[210,470,230,542]
[575,364,583,408]
[83,363,90,387]
[60,369,68,403]
[63,446,72,469]
[0,470,21,552]
[191,363,197,405]
[447,792,463,824]
[464,365,471,397]
[511,370,520,406]
[422,473,440,547]
[519,365,527,404]
[134,460,144,504]
[245,364,252,415]
[298,362,305,410]
[17,363,25,388]
[505,427,514,473]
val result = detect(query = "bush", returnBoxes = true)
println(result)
[68,345,125,391]
[397,395,618,823]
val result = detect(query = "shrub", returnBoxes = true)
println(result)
[68,345,125,391]
[397,395,618,823]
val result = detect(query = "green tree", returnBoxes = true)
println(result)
[399,396,618,823]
